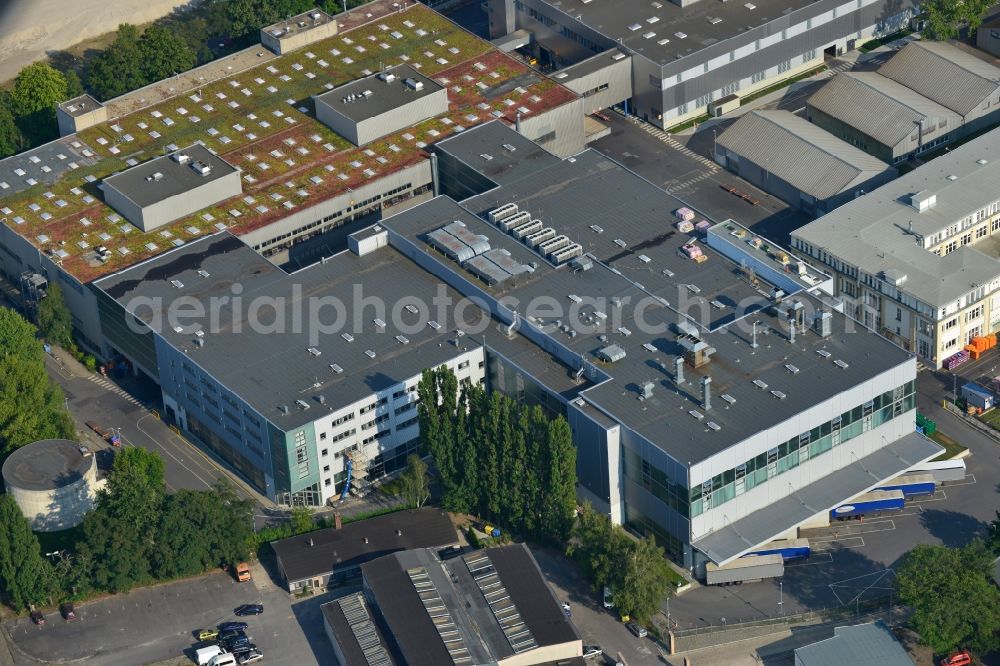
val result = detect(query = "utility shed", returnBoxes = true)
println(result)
[807,72,962,163]
[794,621,914,666]
[100,143,242,232]
[715,110,897,216]
[879,40,1000,125]
[313,64,448,145]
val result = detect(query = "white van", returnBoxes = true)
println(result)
[209,654,237,666]
[196,646,222,666]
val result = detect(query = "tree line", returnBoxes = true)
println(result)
[417,366,577,544]
[0,0,373,158]
[0,448,253,610]
[0,308,74,461]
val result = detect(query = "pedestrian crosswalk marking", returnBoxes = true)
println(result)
[87,375,144,406]
[638,122,720,171]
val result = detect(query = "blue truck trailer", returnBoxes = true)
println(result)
[830,489,905,519]
[876,473,936,497]
[745,538,811,560]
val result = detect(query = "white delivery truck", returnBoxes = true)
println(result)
[210,654,237,666]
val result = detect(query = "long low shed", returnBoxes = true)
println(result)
[705,553,784,585]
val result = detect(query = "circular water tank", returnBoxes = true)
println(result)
[2,439,99,532]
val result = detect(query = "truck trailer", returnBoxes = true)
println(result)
[705,553,784,585]
[908,459,966,483]
[746,538,810,560]
[830,489,905,519]
[876,473,936,497]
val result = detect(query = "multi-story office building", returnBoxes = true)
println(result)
[486,0,917,127]
[792,126,1000,368]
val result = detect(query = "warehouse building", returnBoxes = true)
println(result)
[806,72,962,163]
[878,40,1000,132]
[977,15,1000,58]
[272,508,458,592]
[381,148,940,570]
[791,126,1000,368]
[313,64,449,146]
[101,144,242,232]
[715,110,897,215]
[322,543,581,666]
[486,0,917,127]
[260,8,338,55]
[794,621,913,666]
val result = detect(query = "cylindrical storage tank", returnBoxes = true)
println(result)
[2,439,98,531]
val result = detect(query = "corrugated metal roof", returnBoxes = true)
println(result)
[717,110,895,200]
[808,72,960,148]
[880,40,1000,117]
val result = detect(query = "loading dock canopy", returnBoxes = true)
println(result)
[693,432,942,565]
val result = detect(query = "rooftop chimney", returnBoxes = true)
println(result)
[701,375,712,411]
[308,537,314,547]
[363,537,369,544]
[396,529,402,536]
[674,357,685,384]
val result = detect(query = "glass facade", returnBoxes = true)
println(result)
[690,380,915,517]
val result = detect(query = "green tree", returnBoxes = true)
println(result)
[537,416,577,542]
[36,282,74,349]
[290,506,314,534]
[139,25,197,83]
[85,24,146,100]
[0,354,74,458]
[614,534,675,623]
[0,495,53,610]
[568,503,619,592]
[0,100,23,158]
[0,308,44,362]
[63,70,85,99]
[10,62,67,145]
[896,540,1000,654]
[399,454,431,508]
[922,0,993,40]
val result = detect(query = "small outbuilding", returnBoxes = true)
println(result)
[2,439,105,531]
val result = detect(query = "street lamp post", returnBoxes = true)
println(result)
[779,581,784,617]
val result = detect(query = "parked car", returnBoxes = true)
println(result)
[602,587,614,609]
[234,604,263,616]
[941,650,973,666]
[60,603,77,621]
[29,610,45,625]
[198,628,220,641]
[218,628,244,642]
[626,621,647,638]
[561,602,571,617]
[238,649,264,665]
[225,636,251,653]
[218,621,248,632]
[582,644,603,659]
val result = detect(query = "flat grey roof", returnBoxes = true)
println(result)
[271,508,457,583]
[382,153,913,465]
[314,64,443,123]
[554,48,630,82]
[433,120,562,186]
[101,143,239,209]
[795,622,914,666]
[694,432,942,563]
[95,230,580,430]
[535,0,906,65]
[793,126,1000,307]
[0,136,97,198]
[808,72,960,148]
[2,439,91,491]
[718,110,896,200]
[263,8,336,36]
[879,40,1000,117]
[58,94,103,117]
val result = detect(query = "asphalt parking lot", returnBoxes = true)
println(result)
[4,564,336,666]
